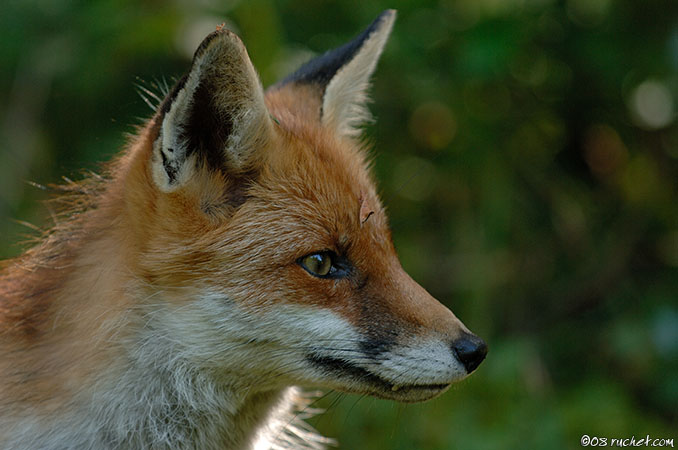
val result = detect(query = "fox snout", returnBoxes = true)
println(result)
[347,264,488,399]
[285,249,487,402]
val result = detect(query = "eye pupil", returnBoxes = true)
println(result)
[300,252,334,277]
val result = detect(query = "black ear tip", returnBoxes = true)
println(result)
[155,28,242,120]
[191,28,243,63]
[192,30,225,61]
[275,9,396,90]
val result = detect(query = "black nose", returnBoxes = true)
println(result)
[451,334,488,374]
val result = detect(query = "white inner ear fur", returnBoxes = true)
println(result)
[152,61,204,193]
[152,32,272,193]
[322,10,396,138]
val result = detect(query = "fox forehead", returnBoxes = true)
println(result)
[235,125,389,256]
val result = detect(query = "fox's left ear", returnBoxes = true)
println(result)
[275,9,396,138]
[151,29,273,192]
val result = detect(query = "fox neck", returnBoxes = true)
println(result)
[91,342,293,449]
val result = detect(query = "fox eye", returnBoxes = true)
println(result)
[298,251,339,278]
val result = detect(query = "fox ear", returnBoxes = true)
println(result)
[277,9,396,138]
[152,30,273,192]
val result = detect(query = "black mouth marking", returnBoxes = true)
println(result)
[358,336,396,359]
[306,354,449,393]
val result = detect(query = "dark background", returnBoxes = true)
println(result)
[1,0,677,448]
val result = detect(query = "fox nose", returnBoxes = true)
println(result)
[451,334,488,374]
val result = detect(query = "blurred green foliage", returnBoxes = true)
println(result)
[1,0,677,448]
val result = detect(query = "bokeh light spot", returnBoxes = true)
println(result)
[629,80,675,130]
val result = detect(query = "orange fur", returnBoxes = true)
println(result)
[0,11,485,448]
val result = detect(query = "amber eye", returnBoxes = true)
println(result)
[298,251,351,279]
[299,252,333,277]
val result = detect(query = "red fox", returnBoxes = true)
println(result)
[0,9,486,449]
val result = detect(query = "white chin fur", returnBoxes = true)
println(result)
[368,338,468,386]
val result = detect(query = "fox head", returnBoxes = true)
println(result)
[129,9,486,403]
